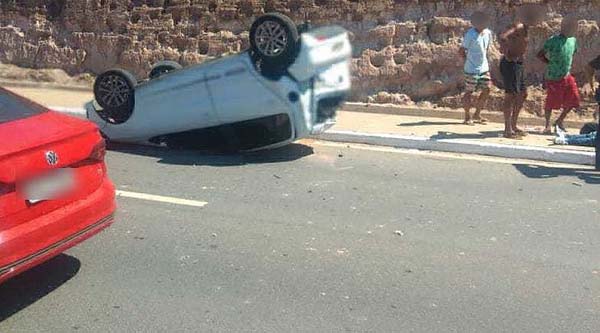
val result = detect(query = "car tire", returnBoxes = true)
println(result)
[93,69,136,124]
[149,60,182,79]
[249,13,299,70]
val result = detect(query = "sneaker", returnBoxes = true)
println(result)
[555,124,567,136]
[554,136,568,145]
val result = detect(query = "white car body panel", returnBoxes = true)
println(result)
[87,25,352,150]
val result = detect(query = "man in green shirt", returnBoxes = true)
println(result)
[537,16,580,133]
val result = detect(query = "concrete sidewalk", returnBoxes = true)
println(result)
[319,111,596,165]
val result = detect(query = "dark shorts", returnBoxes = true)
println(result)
[500,58,526,94]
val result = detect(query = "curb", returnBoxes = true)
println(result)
[50,106,87,114]
[317,130,596,166]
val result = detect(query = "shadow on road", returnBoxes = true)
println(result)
[0,254,80,322]
[514,164,600,184]
[108,142,314,166]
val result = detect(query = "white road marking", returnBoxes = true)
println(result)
[308,140,594,169]
[116,190,208,207]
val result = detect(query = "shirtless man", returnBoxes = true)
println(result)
[498,2,540,139]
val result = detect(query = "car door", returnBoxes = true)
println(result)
[206,56,291,125]
[125,65,219,140]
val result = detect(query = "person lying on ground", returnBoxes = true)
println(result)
[536,15,580,134]
[459,11,493,126]
[554,127,596,146]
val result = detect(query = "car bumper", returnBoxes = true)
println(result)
[0,177,116,284]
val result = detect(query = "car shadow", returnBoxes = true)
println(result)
[514,164,600,184]
[0,254,81,322]
[430,130,505,140]
[108,142,315,166]
[397,120,463,127]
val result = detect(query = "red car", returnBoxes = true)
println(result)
[0,87,116,284]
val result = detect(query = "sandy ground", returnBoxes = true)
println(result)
[4,86,93,108]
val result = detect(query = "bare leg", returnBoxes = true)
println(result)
[555,108,572,130]
[543,108,553,134]
[503,93,515,138]
[463,92,474,125]
[473,88,490,124]
[512,91,527,134]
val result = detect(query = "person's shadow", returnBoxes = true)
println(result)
[514,164,600,184]
[0,254,81,321]
[108,142,314,167]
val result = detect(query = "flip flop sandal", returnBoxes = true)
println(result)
[503,133,524,140]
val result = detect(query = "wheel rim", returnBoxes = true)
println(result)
[97,75,131,108]
[254,20,288,57]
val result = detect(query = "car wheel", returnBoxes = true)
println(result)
[149,60,182,79]
[93,69,136,124]
[249,13,299,69]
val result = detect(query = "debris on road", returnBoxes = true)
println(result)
[394,230,405,236]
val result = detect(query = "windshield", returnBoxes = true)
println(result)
[0,88,47,124]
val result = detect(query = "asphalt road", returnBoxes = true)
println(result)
[1,141,599,332]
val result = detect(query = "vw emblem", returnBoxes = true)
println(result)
[45,151,59,166]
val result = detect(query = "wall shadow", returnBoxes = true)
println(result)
[0,254,81,322]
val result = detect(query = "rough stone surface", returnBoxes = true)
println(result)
[0,1,599,113]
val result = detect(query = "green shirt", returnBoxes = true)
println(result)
[543,34,577,81]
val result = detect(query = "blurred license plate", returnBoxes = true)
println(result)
[23,168,74,203]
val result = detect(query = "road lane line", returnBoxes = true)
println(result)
[116,190,208,207]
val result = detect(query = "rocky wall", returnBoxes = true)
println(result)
[0,1,599,110]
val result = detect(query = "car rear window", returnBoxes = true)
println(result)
[0,88,47,124]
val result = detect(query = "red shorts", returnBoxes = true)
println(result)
[544,74,580,110]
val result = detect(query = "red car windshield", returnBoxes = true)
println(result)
[0,88,47,124]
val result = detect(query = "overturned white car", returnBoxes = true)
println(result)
[86,13,351,151]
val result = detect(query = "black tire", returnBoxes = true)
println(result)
[93,69,136,124]
[249,13,299,69]
[149,60,182,79]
